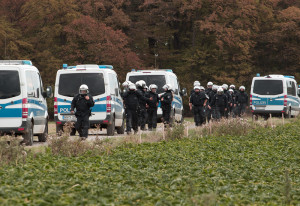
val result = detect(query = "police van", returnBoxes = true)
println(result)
[250,74,300,118]
[0,60,52,145]
[54,64,124,136]
[126,69,187,123]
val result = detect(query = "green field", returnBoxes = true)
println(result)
[0,120,300,205]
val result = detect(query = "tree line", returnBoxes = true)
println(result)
[0,0,299,91]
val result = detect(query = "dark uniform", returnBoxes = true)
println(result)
[211,93,228,120]
[160,90,173,124]
[205,88,214,122]
[146,91,159,130]
[223,89,232,118]
[123,90,151,133]
[190,91,208,126]
[232,89,239,117]
[136,87,148,130]
[71,94,95,138]
[235,91,248,117]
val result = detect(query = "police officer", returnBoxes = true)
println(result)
[136,80,148,130]
[160,84,173,126]
[189,85,208,126]
[222,84,232,118]
[209,87,228,120]
[123,83,152,134]
[230,84,238,117]
[228,89,234,115]
[234,86,248,117]
[190,81,201,96]
[210,85,218,120]
[205,82,214,122]
[70,84,95,139]
[147,84,159,131]
[121,81,132,96]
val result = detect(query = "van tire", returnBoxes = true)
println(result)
[38,120,48,142]
[180,110,184,124]
[23,122,33,146]
[285,109,291,119]
[107,117,115,136]
[169,109,175,127]
[117,116,125,134]
[56,124,63,136]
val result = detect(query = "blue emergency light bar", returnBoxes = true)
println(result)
[62,64,113,69]
[284,76,295,79]
[136,69,173,72]
[98,65,113,69]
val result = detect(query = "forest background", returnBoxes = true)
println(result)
[0,0,299,116]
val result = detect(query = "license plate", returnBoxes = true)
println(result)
[253,101,267,105]
[63,115,76,121]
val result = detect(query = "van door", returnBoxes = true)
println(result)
[26,71,46,133]
[286,80,299,115]
[108,73,123,126]
[0,69,22,128]
[169,75,182,121]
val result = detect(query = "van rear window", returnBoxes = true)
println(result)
[0,70,21,99]
[253,80,283,95]
[59,73,105,97]
[129,75,166,93]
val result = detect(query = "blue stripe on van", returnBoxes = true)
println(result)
[252,95,300,106]
[0,99,23,118]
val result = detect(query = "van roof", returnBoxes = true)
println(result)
[131,69,173,73]
[128,69,177,77]
[253,75,296,81]
[60,64,114,70]
[254,74,295,79]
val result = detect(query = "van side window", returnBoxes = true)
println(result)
[31,71,41,98]
[287,81,296,96]
[108,74,118,96]
[25,71,35,97]
[170,76,179,95]
[38,73,44,94]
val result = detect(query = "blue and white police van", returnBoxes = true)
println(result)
[54,64,124,136]
[0,60,52,145]
[250,74,300,118]
[126,69,187,123]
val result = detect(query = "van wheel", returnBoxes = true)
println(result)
[285,109,291,119]
[180,110,184,124]
[252,114,258,121]
[23,122,33,146]
[117,116,125,134]
[107,117,115,136]
[169,109,175,127]
[56,124,63,136]
[38,120,48,142]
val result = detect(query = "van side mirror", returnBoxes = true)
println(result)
[44,86,53,98]
[115,88,119,96]
[180,88,187,96]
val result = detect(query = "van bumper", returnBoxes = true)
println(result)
[0,120,30,135]
[252,107,287,114]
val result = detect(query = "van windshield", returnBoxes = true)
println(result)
[129,75,166,93]
[0,70,21,99]
[253,80,283,95]
[59,73,105,97]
